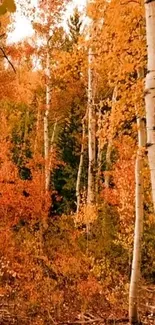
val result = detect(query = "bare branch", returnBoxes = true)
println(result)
[47,310,57,324]
[0,47,16,73]
[0,33,5,39]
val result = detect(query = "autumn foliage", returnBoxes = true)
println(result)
[0,0,154,324]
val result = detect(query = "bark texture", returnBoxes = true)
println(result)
[76,115,86,214]
[129,66,146,324]
[46,119,57,191]
[44,46,51,192]
[96,106,102,200]
[144,0,155,211]
[87,47,96,204]
[105,86,117,188]
[129,116,146,324]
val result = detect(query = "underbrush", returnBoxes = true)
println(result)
[0,203,154,324]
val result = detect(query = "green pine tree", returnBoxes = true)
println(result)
[65,7,82,51]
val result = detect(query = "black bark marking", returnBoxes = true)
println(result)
[141,117,146,124]
[146,142,153,148]
[144,89,151,96]
[145,0,155,3]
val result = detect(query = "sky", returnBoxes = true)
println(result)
[8,0,86,43]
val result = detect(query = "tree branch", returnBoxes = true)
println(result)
[0,47,16,73]
[0,33,5,39]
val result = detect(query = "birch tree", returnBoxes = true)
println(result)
[44,42,51,192]
[105,86,117,188]
[144,0,155,211]
[129,116,146,324]
[96,105,102,199]
[85,0,96,205]
[44,41,58,192]
[76,114,86,214]
[129,68,146,325]
[87,47,96,205]
[34,0,68,192]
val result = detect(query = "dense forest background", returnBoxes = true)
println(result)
[0,0,155,324]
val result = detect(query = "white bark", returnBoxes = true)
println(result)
[105,86,117,188]
[144,0,155,212]
[129,66,146,323]
[96,106,102,199]
[34,103,41,156]
[46,119,57,191]
[87,47,96,205]
[76,115,86,214]
[129,116,146,324]
[44,46,51,192]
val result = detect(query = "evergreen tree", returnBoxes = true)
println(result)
[65,7,82,50]
[53,103,83,214]
[51,9,86,215]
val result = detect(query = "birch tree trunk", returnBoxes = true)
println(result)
[129,115,146,324]
[34,102,41,157]
[46,119,57,191]
[129,65,146,323]
[44,45,51,192]
[96,106,102,200]
[87,47,96,205]
[144,0,155,212]
[76,115,86,214]
[105,86,117,188]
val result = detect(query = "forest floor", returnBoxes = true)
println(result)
[0,291,154,325]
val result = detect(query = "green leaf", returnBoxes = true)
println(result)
[4,0,16,13]
[0,4,7,15]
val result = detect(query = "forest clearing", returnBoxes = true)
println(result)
[0,0,155,324]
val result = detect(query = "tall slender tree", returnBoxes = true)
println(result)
[34,0,68,192]
[144,0,155,212]
[44,39,51,191]
[129,69,146,325]
[76,113,87,214]
[104,86,117,189]
[86,0,97,205]
[87,45,96,205]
